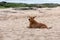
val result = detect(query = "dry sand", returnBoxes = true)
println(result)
[0,7,60,40]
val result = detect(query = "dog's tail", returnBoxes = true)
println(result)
[47,27,52,29]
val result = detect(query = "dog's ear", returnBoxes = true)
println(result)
[28,16,36,19]
[33,16,36,19]
[28,16,31,18]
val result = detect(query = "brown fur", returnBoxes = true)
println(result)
[28,16,51,29]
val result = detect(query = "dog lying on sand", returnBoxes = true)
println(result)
[28,16,52,29]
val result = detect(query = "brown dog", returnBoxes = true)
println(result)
[28,16,52,29]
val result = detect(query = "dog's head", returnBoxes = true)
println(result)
[28,16,36,22]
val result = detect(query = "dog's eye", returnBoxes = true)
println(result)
[29,19,30,20]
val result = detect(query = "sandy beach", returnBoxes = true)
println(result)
[0,7,60,40]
